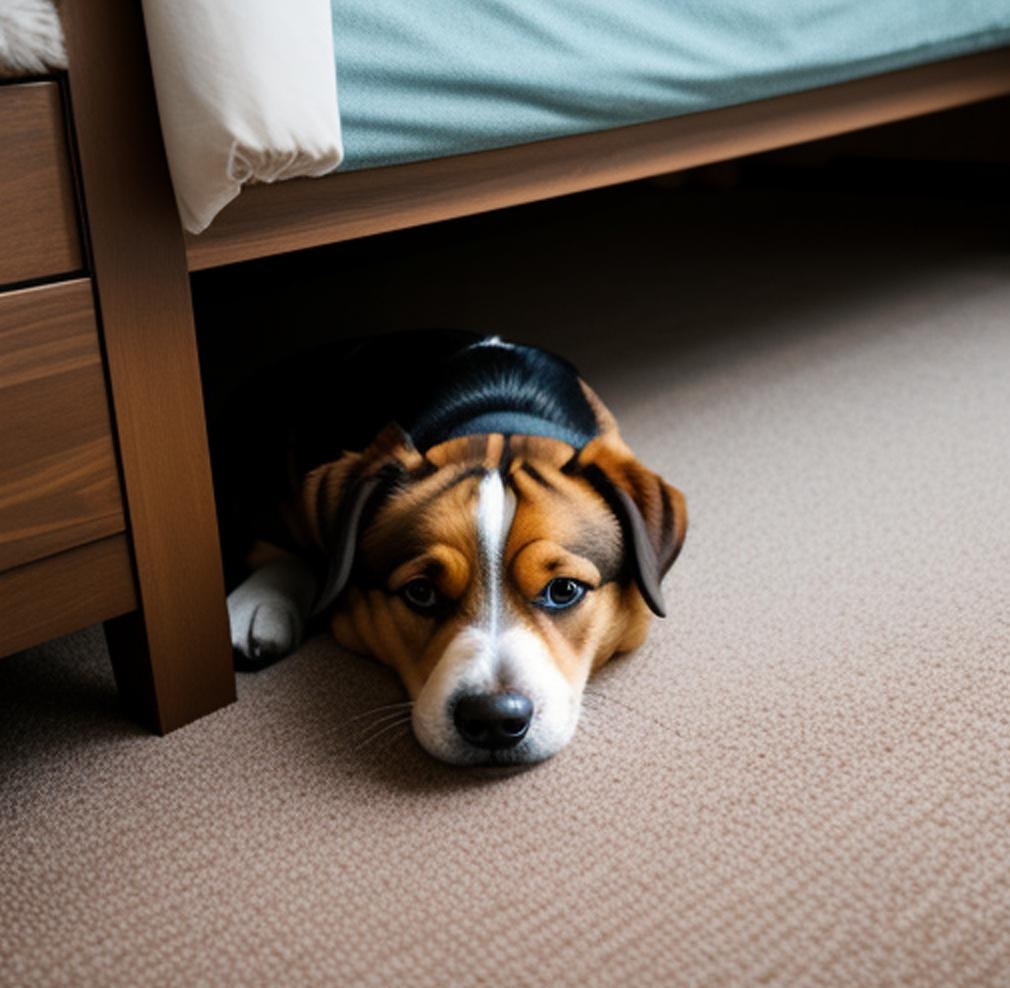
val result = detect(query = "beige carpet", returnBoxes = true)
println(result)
[3,180,1010,987]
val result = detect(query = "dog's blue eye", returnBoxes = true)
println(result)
[536,578,588,611]
[401,578,438,612]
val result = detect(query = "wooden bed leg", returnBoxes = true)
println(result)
[63,1,235,732]
[103,612,169,733]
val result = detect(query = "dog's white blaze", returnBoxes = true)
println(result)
[476,472,513,638]
[412,469,578,764]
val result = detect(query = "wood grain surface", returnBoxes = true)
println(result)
[63,1,235,732]
[0,534,135,658]
[186,46,1010,271]
[0,81,82,287]
[0,279,123,572]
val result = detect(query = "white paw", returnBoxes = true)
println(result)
[225,557,317,667]
[227,588,304,665]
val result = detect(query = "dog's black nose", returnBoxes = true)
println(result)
[453,692,533,749]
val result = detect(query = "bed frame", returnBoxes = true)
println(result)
[187,45,1010,271]
[19,0,1006,731]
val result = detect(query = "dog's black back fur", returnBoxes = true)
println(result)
[400,335,598,451]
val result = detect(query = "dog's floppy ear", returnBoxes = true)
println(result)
[301,424,425,614]
[574,432,687,618]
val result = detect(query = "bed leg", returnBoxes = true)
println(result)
[63,0,236,733]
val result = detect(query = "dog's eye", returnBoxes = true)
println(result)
[536,577,588,611]
[401,578,439,612]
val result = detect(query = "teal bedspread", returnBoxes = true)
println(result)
[331,1,1010,171]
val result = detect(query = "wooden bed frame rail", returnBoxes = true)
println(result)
[186,46,1010,272]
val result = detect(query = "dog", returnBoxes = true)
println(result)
[212,331,686,765]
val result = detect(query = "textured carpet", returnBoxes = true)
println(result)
[3,180,1010,987]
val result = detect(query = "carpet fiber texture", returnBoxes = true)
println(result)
[3,183,1010,987]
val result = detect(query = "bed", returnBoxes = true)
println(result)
[2,0,1009,731]
[137,0,1010,266]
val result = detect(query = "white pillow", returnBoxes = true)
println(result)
[141,0,343,234]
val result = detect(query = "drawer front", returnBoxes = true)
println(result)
[0,534,135,658]
[0,280,125,572]
[0,81,83,288]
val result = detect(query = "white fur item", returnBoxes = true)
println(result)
[0,0,66,74]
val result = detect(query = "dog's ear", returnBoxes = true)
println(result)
[301,424,425,614]
[574,432,687,618]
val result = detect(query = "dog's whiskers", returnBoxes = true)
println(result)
[349,706,414,730]
[340,703,415,742]
[353,715,414,752]
[342,700,414,727]
[372,723,414,757]
[347,711,415,748]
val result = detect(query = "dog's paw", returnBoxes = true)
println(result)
[227,590,303,668]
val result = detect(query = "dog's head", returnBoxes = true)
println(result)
[299,400,686,766]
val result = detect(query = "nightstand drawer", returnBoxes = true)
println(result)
[0,280,124,572]
[0,81,83,288]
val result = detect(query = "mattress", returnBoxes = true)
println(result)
[331,0,1010,171]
